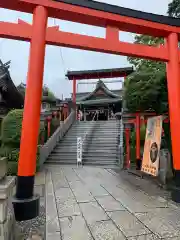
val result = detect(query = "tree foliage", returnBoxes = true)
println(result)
[0,109,45,175]
[125,0,180,113]
[168,0,180,17]
[125,72,168,114]
[124,1,180,166]
[43,85,57,101]
[127,36,164,72]
[17,83,56,102]
[125,34,167,113]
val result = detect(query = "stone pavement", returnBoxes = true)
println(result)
[45,165,180,240]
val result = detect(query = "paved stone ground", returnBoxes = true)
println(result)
[45,165,180,240]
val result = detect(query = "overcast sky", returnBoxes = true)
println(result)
[0,0,171,98]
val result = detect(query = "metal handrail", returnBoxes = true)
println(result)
[77,111,98,166]
[82,111,98,146]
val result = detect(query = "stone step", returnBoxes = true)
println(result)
[58,139,118,143]
[50,153,76,157]
[86,143,118,146]
[86,152,117,155]
[47,157,76,162]
[49,152,118,157]
[83,161,118,166]
[54,147,117,152]
[53,147,117,151]
[46,158,119,164]
[46,160,77,165]
[46,161,118,168]
[55,145,118,150]
[83,157,118,162]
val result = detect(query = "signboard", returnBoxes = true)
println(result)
[77,137,82,164]
[141,116,163,176]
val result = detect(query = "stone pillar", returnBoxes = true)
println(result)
[0,157,16,240]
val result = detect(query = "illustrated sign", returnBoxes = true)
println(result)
[77,137,82,163]
[141,116,163,176]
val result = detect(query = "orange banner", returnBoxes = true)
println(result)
[141,116,163,176]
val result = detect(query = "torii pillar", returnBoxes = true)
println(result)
[166,33,180,202]
[135,113,141,170]
[72,78,77,104]
[12,6,48,221]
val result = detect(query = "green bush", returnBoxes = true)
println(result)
[4,145,41,175]
[123,124,147,164]
[0,109,45,175]
[130,124,146,146]
[50,118,60,136]
[1,110,45,147]
[1,109,23,148]
[8,161,18,176]
[0,147,19,162]
[39,121,45,144]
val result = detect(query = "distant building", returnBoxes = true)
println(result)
[0,60,24,118]
[75,80,122,121]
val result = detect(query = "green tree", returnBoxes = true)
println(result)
[43,85,56,101]
[168,0,180,17]
[125,0,180,113]
[127,35,164,72]
[125,34,166,114]
[17,83,57,102]
[124,1,180,167]
[125,72,167,114]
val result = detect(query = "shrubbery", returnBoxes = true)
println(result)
[51,117,60,136]
[123,124,146,166]
[0,109,45,175]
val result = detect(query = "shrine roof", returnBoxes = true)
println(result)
[54,0,180,27]
[0,60,24,109]
[66,67,133,80]
[75,89,122,100]
[76,98,121,106]
[77,79,122,104]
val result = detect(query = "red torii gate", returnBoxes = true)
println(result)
[123,112,169,170]
[65,67,134,103]
[1,0,180,219]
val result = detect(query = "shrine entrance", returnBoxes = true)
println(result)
[1,0,180,220]
[76,79,123,121]
[83,108,108,121]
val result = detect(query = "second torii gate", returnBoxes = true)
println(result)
[66,67,134,104]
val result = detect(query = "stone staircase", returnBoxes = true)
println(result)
[46,121,90,165]
[83,120,120,167]
[46,120,120,167]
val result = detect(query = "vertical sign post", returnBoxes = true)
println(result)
[77,137,82,166]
